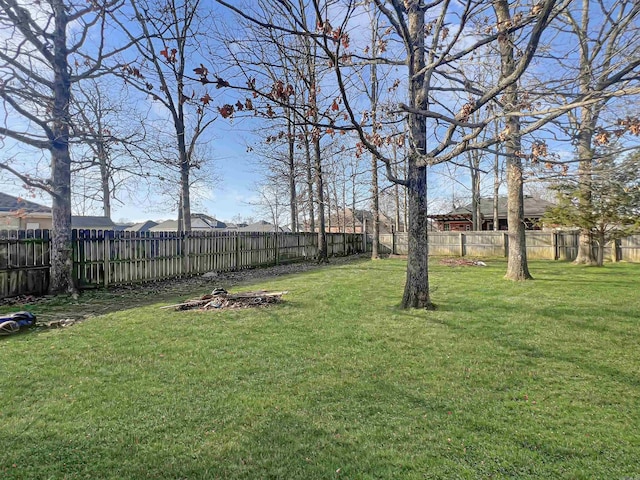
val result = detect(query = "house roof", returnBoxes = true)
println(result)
[72,216,117,228]
[149,220,178,231]
[125,220,158,232]
[0,192,51,213]
[434,196,554,220]
[238,220,291,232]
[149,214,228,232]
[114,223,135,231]
[195,213,228,229]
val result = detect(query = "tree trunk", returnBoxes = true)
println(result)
[370,156,380,258]
[97,140,111,218]
[180,170,191,232]
[314,135,328,262]
[571,0,598,265]
[493,139,500,231]
[393,144,402,232]
[403,159,432,308]
[575,229,595,264]
[369,5,380,259]
[470,159,481,230]
[48,0,76,295]
[287,111,297,232]
[596,231,605,267]
[177,194,183,233]
[505,154,532,280]
[50,150,75,295]
[401,4,433,309]
[495,0,532,281]
[394,182,401,232]
[304,128,315,232]
[574,122,597,266]
[351,183,357,233]
[341,182,347,233]
[326,183,332,232]
[178,120,191,232]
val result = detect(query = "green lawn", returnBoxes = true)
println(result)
[1,258,639,479]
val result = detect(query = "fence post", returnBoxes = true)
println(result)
[103,233,110,288]
[362,218,367,252]
[182,232,189,276]
[72,229,79,287]
[392,230,396,255]
[460,233,465,256]
[275,231,279,265]
[552,232,558,260]
[503,232,509,257]
[235,232,241,271]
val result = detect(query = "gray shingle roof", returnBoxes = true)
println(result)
[125,220,158,232]
[0,192,51,213]
[148,214,228,232]
[238,221,291,232]
[72,216,117,228]
[149,219,179,231]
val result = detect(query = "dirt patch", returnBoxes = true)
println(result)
[439,257,487,267]
[1,255,368,324]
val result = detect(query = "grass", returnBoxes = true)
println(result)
[1,258,639,479]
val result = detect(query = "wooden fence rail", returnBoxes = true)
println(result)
[0,229,364,298]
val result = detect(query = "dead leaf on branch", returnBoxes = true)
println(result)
[218,104,234,118]
[215,76,229,89]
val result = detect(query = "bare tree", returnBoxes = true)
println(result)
[0,0,130,293]
[557,0,640,264]
[111,0,219,231]
[494,0,532,280]
[71,78,151,217]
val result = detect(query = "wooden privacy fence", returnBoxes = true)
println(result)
[0,229,50,299]
[379,231,640,262]
[0,229,364,298]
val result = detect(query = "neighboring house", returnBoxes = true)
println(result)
[0,192,53,230]
[125,220,158,232]
[72,216,117,230]
[428,196,555,231]
[146,217,292,233]
[238,220,292,233]
[0,193,120,231]
[149,213,229,232]
[114,223,135,231]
